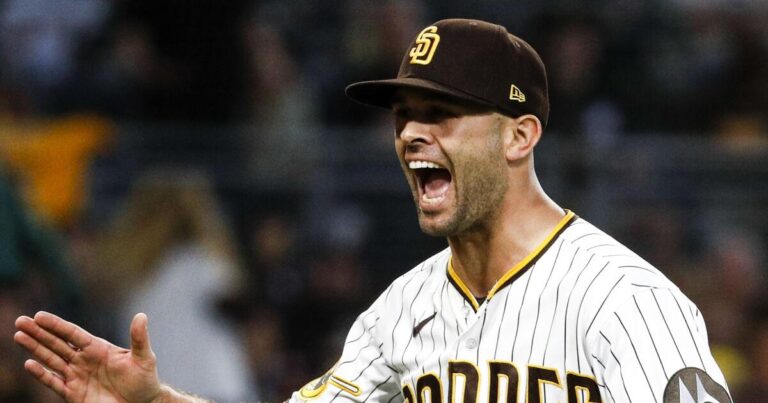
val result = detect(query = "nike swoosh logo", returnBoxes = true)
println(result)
[412,312,437,337]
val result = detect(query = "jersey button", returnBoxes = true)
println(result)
[465,338,478,349]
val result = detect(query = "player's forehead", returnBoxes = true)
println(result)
[390,88,493,114]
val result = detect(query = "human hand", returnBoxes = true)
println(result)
[14,311,163,403]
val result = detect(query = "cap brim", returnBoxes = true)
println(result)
[345,77,495,110]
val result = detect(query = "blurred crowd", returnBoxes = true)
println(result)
[0,0,767,401]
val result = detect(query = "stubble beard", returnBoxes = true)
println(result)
[415,165,507,237]
[415,122,508,238]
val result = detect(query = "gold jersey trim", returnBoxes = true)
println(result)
[447,263,481,311]
[298,372,362,399]
[329,375,362,397]
[448,210,577,311]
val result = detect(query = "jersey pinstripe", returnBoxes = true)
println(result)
[287,211,731,402]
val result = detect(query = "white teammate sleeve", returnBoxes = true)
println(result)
[587,288,732,403]
[286,295,402,402]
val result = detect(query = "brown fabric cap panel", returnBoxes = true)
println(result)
[345,19,550,127]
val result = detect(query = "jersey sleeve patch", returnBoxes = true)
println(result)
[298,365,362,400]
[298,370,333,400]
[663,367,731,403]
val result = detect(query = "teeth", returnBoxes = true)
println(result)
[422,193,445,203]
[408,161,443,169]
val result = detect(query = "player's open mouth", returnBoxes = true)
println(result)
[409,160,452,207]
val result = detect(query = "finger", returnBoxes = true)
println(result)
[130,313,155,361]
[24,359,68,398]
[33,311,93,350]
[14,331,72,377]
[16,316,78,363]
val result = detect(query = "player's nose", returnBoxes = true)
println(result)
[399,120,436,147]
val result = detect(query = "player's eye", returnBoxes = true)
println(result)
[392,104,455,135]
[394,107,411,121]
[424,106,455,122]
[394,108,411,137]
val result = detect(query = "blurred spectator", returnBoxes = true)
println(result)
[0,114,112,229]
[245,212,305,310]
[538,13,608,136]
[103,0,250,123]
[0,0,111,114]
[715,112,768,154]
[736,314,768,400]
[0,288,58,403]
[691,227,767,393]
[243,308,310,401]
[0,170,81,313]
[241,15,320,186]
[84,18,168,119]
[291,203,372,372]
[704,229,766,311]
[321,0,424,126]
[86,170,256,401]
[0,170,81,402]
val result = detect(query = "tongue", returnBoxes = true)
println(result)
[424,170,451,198]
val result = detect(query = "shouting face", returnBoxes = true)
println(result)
[393,89,510,237]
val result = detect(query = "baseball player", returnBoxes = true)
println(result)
[14,19,730,403]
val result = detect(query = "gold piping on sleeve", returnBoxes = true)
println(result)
[329,375,362,396]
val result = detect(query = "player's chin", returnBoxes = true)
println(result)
[417,213,458,237]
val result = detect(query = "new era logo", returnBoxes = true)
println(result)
[509,84,526,102]
[409,26,440,65]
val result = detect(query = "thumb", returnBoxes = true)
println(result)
[130,313,155,361]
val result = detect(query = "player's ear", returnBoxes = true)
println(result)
[503,114,542,162]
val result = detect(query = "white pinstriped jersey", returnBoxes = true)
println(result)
[288,211,732,402]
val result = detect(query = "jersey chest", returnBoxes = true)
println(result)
[388,268,603,403]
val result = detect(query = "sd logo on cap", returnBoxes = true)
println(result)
[409,26,441,65]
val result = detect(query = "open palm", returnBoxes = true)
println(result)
[14,311,162,403]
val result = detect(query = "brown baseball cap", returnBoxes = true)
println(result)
[345,19,550,127]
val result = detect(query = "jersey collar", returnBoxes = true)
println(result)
[447,210,577,312]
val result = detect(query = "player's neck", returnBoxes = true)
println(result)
[447,182,564,298]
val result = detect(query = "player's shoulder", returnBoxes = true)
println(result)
[388,247,451,288]
[562,216,671,286]
[561,216,693,331]
[562,216,645,262]
[368,247,451,310]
